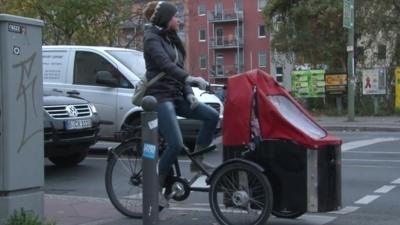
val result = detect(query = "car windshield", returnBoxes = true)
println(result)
[106,50,146,79]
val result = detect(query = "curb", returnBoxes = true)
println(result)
[323,126,400,132]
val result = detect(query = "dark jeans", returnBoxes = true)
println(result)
[156,98,219,176]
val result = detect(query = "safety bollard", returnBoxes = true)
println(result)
[141,96,159,225]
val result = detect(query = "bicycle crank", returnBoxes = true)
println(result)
[166,177,191,201]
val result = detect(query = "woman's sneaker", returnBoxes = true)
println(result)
[158,192,169,208]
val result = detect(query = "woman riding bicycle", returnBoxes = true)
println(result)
[143,1,219,207]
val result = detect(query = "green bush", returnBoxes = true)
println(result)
[5,209,56,225]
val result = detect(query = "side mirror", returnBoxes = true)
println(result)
[96,71,119,87]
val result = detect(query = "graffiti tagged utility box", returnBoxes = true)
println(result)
[0,14,44,221]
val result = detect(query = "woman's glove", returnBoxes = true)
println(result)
[185,76,209,90]
[186,94,200,110]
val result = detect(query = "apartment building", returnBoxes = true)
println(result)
[186,0,269,83]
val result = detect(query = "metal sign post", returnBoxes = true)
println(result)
[141,96,159,225]
[343,0,355,121]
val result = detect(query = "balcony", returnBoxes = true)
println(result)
[210,64,244,78]
[208,10,243,23]
[209,36,244,49]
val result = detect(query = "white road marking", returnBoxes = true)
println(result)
[391,178,400,184]
[329,206,360,215]
[343,159,400,163]
[374,185,396,194]
[91,141,119,149]
[299,214,337,224]
[354,195,380,204]
[345,151,400,154]
[343,164,400,169]
[342,137,400,152]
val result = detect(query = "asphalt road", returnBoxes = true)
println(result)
[44,131,400,225]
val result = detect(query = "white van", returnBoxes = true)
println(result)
[42,46,223,145]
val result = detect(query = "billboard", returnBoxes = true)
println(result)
[325,73,347,95]
[291,70,325,98]
[362,68,386,95]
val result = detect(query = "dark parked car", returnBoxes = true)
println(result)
[43,93,100,167]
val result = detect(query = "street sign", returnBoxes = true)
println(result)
[343,0,354,29]
[395,67,400,112]
[362,68,386,95]
[325,74,347,95]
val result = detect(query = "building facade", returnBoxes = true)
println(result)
[186,0,270,83]
[119,0,187,50]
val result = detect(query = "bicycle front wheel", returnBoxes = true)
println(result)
[105,138,144,218]
[209,162,273,225]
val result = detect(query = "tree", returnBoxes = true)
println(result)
[1,0,133,46]
[263,0,347,71]
[356,0,400,113]
[356,0,400,68]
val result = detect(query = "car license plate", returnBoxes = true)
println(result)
[65,119,92,130]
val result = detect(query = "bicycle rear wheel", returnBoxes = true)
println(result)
[105,138,145,218]
[209,162,273,225]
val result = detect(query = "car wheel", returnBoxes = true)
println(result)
[48,147,89,167]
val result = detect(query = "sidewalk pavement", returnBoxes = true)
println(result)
[316,116,400,132]
[44,194,214,225]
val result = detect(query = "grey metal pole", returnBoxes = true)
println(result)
[141,96,159,225]
[346,0,355,121]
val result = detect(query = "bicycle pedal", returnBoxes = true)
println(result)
[167,191,177,200]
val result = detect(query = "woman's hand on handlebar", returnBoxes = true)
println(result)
[185,75,209,90]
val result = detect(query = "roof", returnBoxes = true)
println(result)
[42,45,143,55]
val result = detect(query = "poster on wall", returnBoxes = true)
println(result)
[309,70,326,97]
[362,68,386,95]
[291,71,310,97]
[291,70,325,98]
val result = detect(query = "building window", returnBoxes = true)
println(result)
[276,67,283,82]
[235,51,244,72]
[199,55,207,70]
[378,44,386,60]
[199,29,206,42]
[235,0,243,12]
[198,4,206,16]
[258,0,267,11]
[216,54,224,76]
[258,51,267,68]
[215,3,224,18]
[258,25,266,38]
